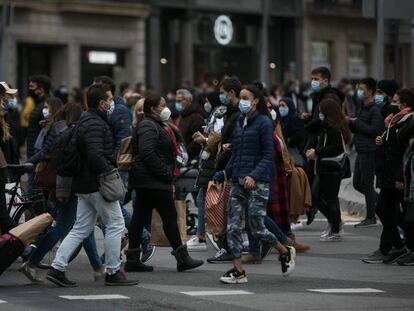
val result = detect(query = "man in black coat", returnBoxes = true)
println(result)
[349,77,384,228]
[46,84,137,287]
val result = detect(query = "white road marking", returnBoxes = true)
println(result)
[0,299,7,303]
[59,294,130,300]
[181,290,253,296]
[307,288,384,294]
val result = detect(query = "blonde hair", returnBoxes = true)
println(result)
[0,110,11,141]
[132,98,145,127]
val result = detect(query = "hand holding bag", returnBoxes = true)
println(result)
[98,169,126,202]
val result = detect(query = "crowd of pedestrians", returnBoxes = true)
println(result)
[0,65,413,288]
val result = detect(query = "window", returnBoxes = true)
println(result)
[348,43,367,78]
[312,41,331,68]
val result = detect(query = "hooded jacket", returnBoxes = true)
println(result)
[178,103,205,160]
[280,97,305,150]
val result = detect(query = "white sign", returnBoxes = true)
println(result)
[214,15,233,45]
[88,51,117,65]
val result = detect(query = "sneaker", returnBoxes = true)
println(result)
[383,247,410,264]
[206,233,220,251]
[320,223,332,238]
[141,244,156,263]
[186,236,207,251]
[354,218,377,228]
[279,246,295,276]
[291,221,304,231]
[20,262,40,282]
[207,249,234,264]
[261,243,272,259]
[362,249,388,264]
[105,270,139,286]
[397,251,414,266]
[94,268,106,282]
[319,233,342,242]
[219,268,248,284]
[46,268,77,287]
[241,253,262,264]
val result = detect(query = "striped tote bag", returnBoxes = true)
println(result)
[205,180,230,237]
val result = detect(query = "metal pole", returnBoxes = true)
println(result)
[376,0,384,80]
[259,0,269,85]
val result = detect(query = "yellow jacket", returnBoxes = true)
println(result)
[21,96,35,128]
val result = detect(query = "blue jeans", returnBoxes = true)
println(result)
[196,188,206,236]
[30,197,102,270]
[248,215,288,256]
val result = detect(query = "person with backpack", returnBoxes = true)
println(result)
[125,95,203,273]
[46,84,137,287]
[20,103,103,283]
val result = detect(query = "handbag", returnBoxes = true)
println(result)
[320,132,348,170]
[205,174,230,237]
[116,136,133,171]
[98,169,126,202]
[33,155,56,189]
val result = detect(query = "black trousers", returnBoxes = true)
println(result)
[376,188,404,254]
[128,188,182,250]
[0,168,15,234]
[317,172,342,233]
[404,203,414,251]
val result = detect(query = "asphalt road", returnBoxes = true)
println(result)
[1,217,413,311]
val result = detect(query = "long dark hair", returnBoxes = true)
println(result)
[44,97,63,134]
[242,83,271,119]
[319,99,352,144]
[143,94,162,115]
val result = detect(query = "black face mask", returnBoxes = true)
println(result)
[28,89,37,99]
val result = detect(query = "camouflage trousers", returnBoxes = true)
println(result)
[226,182,278,259]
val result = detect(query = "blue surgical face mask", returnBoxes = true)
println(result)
[357,89,365,101]
[319,112,325,121]
[279,107,289,118]
[7,98,16,109]
[175,102,183,112]
[374,94,385,107]
[311,80,321,92]
[219,93,229,105]
[239,99,252,114]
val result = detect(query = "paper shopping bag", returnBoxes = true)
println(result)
[9,213,53,245]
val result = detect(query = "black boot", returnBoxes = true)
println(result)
[171,245,203,272]
[124,248,154,272]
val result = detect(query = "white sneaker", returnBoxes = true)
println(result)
[206,233,220,251]
[320,233,342,242]
[280,246,296,276]
[291,221,304,231]
[94,268,106,282]
[320,223,332,238]
[186,236,207,251]
[20,262,40,282]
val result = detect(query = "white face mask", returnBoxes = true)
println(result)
[160,107,172,122]
[42,108,49,118]
[107,100,115,115]
[270,109,277,121]
[204,102,212,114]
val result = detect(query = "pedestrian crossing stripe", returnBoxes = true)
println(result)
[0,299,7,303]
[59,295,130,300]
[307,288,384,294]
[181,290,253,296]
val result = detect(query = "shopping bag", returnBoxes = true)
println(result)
[33,155,56,190]
[0,234,24,275]
[9,213,53,246]
[150,200,187,246]
[116,136,133,171]
[205,180,230,237]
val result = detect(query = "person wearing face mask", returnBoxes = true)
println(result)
[46,84,138,287]
[375,80,399,119]
[126,94,203,273]
[213,84,295,283]
[349,77,384,228]
[27,75,51,160]
[306,99,352,242]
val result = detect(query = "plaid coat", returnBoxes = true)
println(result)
[267,132,291,234]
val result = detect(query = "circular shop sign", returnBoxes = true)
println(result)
[214,15,233,45]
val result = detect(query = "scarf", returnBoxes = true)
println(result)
[384,107,411,128]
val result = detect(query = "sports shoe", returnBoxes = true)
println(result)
[291,221,303,231]
[362,249,388,264]
[94,268,106,282]
[320,223,332,238]
[219,268,248,284]
[46,268,77,287]
[354,218,377,228]
[207,248,234,264]
[383,247,410,264]
[241,253,262,264]
[186,236,207,251]
[319,233,342,242]
[141,244,156,263]
[105,270,139,286]
[279,246,295,276]
[206,233,220,251]
[20,262,40,282]
[397,251,414,266]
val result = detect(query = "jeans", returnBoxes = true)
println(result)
[353,152,378,219]
[30,197,102,270]
[318,172,342,233]
[376,188,404,254]
[52,192,124,275]
[227,182,277,259]
[196,188,206,236]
